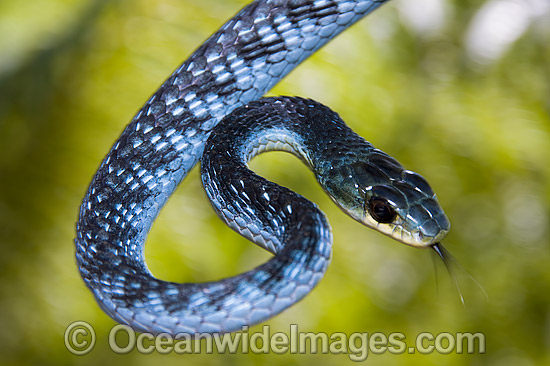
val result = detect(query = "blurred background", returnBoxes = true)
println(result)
[0,0,548,364]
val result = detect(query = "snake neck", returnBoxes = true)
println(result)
[233,97,373,167]
[207,97,383,220]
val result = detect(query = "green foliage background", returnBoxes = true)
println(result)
[0,0,548,364]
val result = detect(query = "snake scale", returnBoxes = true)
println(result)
[75,0,450,335]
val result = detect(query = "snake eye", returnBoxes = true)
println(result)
[368,197,397,223]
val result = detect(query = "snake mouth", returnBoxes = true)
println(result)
[366,222,448,248]
[385,218,449,248]
[411,228,450,248]
[357,211,449,248]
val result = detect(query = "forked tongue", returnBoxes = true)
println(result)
[431,242,487,306]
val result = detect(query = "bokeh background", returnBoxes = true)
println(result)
[0,0,548,364]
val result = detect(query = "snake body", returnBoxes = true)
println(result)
[75,0,449,335]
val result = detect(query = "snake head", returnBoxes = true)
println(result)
[324,150,450,248]
[361,178,450,247]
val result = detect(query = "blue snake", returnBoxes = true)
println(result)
[75,0,450,334]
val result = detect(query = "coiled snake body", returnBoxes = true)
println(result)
[76,0,450,334]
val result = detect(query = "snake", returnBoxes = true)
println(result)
[75,0,451,335]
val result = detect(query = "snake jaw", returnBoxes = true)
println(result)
[411,228,449,248]
[355,206,449,248]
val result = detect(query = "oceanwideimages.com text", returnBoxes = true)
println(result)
[65,321,486,360]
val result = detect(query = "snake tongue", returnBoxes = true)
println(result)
[432,242,446,261]
[431,242,465,305]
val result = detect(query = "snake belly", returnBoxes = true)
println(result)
[75,0,389,334]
